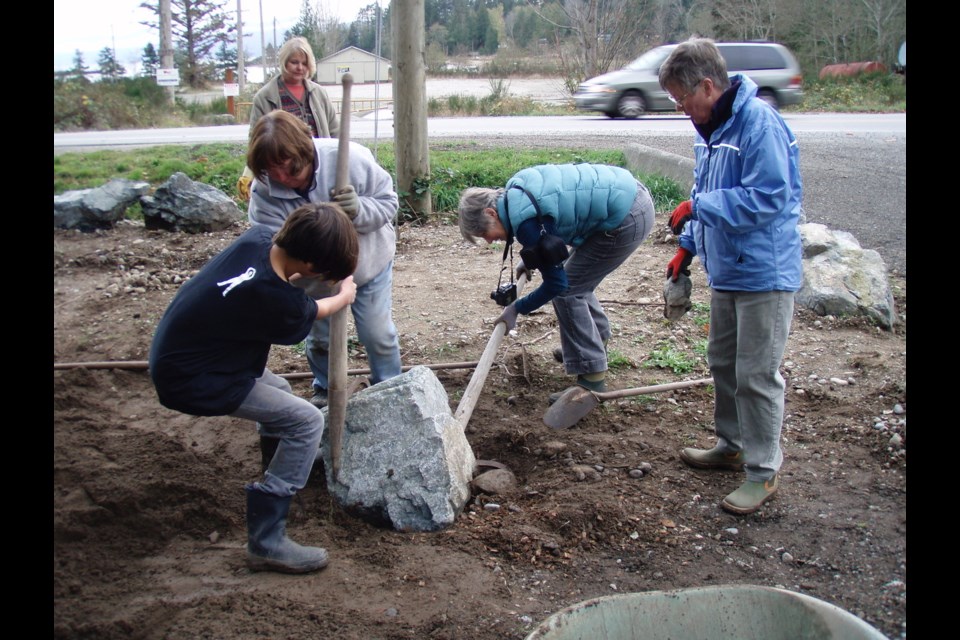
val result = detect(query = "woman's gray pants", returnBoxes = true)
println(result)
[553,182,655,376]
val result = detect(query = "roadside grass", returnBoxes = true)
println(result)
[785,72,906,113]
[54,144,247,196]
[55,143,685,225]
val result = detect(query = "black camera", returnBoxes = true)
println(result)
[490,283,517,307]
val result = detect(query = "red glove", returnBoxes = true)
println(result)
[669,200,693,236]
[666,248,693,281]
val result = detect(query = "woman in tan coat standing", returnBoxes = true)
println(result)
[237,37,340,200]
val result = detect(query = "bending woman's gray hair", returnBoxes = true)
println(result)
[458,187,504,243]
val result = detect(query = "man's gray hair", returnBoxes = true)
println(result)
[458,187,503,244]
[659,38,730,94]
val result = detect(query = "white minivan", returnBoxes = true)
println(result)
[574,42,804,119]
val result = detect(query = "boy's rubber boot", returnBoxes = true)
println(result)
[245,486,329,574]
[259,437,280,474]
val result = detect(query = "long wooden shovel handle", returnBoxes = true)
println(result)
[329,73,354,481]
[592,377,714,401]
[334,74,353,191]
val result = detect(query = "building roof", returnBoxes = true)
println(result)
[318,46,391,65]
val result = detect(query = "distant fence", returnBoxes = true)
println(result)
[235,99,393,123]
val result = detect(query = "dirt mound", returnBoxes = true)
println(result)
[53,218,906,639]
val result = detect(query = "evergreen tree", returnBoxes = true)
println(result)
[98,47,127,81]
[264,42,277,68]
[141,42,160,76]
[69,49,90,83]
[284,0,324,60]
[214,41,238,73]
[140,0,234,88]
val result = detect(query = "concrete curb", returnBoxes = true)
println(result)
[624,143,694,192]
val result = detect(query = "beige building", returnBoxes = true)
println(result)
[316,47,392,84]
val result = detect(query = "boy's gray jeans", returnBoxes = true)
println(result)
[553,183,655,376]
[230,369,324,497]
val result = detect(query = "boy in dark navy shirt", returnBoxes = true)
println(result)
[149,202,358,573]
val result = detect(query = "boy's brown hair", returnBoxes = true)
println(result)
[273,203,359,281]
[247,110,316,181]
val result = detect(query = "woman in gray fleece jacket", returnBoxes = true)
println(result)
[246,110,401,416]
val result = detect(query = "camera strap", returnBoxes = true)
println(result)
[504,184,569,271]
[497,242,514,289]
[505,185,550,237]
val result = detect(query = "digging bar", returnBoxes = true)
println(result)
[543,377,714,429]
[453,271,529,429]
[328,72,354,481]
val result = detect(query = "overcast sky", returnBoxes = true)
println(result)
[53,0,377,71]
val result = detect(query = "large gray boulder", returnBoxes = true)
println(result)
[140,172,244,233]
[797,223,897,329]
[320,366,476,532]
[54,179,150,231]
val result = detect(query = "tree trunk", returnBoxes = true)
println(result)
[392,0,431,224]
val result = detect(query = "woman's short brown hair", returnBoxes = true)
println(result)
[247,110,316,181]
[273,203,359,281]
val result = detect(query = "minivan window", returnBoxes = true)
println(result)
[625,46,674,72]
[719,45,787,71]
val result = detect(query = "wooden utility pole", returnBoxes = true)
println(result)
[391,0,431,223]
[236,0,245,94]
[259,0,266,82]
[159,0,175,99]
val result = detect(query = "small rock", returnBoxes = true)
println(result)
[829,377,848,386]
[483,503,501,512]
[540,441,567,457]
[724,528,739,535]
[782,552,794,563]
[571,465,601,481]
[628,469,645,479]
[519,615,533,624]
[639,462,653,473]
[208,531,220,543]
[893,404,904,414]
[385,607,398,617]
[472,468,518,495]
[889,434,903,448]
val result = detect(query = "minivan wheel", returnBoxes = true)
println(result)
[757,89,780,110]
[617,92,646,119]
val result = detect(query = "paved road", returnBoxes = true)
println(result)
[53,113,906,275]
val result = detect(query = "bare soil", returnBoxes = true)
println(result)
[53,213,906,639]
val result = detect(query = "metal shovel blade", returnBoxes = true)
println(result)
[544,386,600,429]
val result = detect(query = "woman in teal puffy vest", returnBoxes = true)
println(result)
[458,163,655,402]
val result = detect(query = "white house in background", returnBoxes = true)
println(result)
[316,47,391,84]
